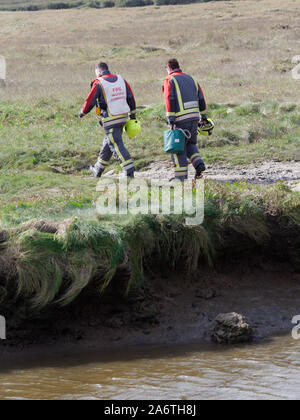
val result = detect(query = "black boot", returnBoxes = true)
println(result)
[195,162,206,179]
[126,169,135,178]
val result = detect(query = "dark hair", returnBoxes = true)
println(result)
[97,62,109,71]
[167,58,180,70]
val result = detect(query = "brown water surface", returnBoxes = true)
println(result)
[1,335,300,400]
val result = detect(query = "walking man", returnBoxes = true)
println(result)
[79,62,136,178]
[163,58,207,181]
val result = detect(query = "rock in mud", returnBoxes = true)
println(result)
[195,288,216,300]
[212,312,253,344]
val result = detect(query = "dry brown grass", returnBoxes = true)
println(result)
[0,0,299,105]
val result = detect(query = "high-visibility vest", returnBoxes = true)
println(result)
[165,73,200,122]
[97,75,130,124]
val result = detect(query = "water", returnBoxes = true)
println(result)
[1,335,300,400]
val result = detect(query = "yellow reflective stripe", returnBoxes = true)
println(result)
[110,137,125,163]
[99,159,109,165]
[121,159,133,167]
[172,76,199,116]
[175,166,188,171]
[174,108,200,117]
[175,113,200,123]
[172,77,184,113]
[190,153,202,161]
[174,154,180,168]
[167,74,201,119]
[103,113,128,122]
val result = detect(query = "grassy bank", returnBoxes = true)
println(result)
[0,99,299,226]
[0,180,299,320]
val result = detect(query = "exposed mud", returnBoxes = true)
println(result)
[105,160,300,187]
[1,254,299,359]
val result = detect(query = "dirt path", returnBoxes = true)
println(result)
[104,160,300,189]
[137,161,300,185]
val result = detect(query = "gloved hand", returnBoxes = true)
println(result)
[200,113,208,124]
[130,113,136,120]
[78,112,84,119]
[168,117,176,130]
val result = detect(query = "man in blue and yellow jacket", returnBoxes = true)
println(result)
[163,58,207,181]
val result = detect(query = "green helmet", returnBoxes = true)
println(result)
[198,118,215,136]
[124,119,141,138]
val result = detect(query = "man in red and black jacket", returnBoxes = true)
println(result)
[163,58,207,181]
[79,62,137,178]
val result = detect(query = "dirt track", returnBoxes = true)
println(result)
[104,160,300,190]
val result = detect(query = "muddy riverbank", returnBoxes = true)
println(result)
[1,252,299,360]
[0,176,299,359]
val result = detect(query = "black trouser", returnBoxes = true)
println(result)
[96,124,135,176]
[171,120,205,180]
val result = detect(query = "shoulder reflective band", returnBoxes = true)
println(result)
[172,77,184,112]
[171,77,200,116]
